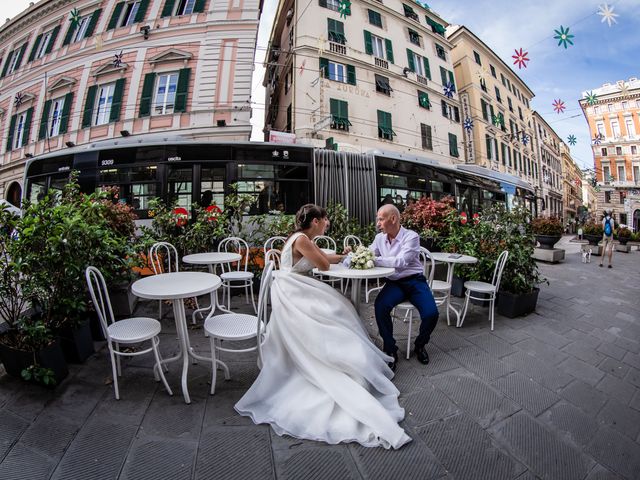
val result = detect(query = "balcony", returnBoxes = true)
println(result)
[329,42,346,55]
[416,74,428,86]
[374,57,389,69]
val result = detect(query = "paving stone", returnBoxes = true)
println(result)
[630,390,640,413]
[417,413,526,480]
[562,341,607,366]
[596,399,640,440]
[19,413,78,458]
[467,333,518,358]
[491,327,531,344]
[583,464,624,480]
[538,402,600,447]
[559,380,608,416]
[120,438,197,480]
[587,426,640,480]
[400,385,460,427]
[492,372,560,416]
[591,329,619,344]
[518,323,571,349]
[596,374,638,406]
[543,319,574,335]
[0,443,56,480]
[195,426,273,480]
[430,328,472,352]
[614,337,640,354]
[430,373,520,428]
[624,367,640,389]
[0,409,29,461]
[490,412,594,480]
[203,387,255,427]
[420,345,461,376]
[598,357,631,379]
[93,369,157,424]
[5,382,56,422]
[45,379,106,425]
[565,329,601,347]
[622,352,640,370]
[558,357,605,386]
[500,351,574,391]
[447,345,513,381]
[275,447,357,480]
[515,338,569,365]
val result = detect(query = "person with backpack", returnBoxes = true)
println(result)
[600,209,615,268]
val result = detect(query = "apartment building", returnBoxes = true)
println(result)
[532,111,563,218]
[579,78,640,230]
[264,0,464,163]
[560,141,583,229]
[0,0,261,205]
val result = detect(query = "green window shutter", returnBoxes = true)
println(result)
[330,98,338,117]
[59,93,73,134]
[108,2,125,30]
[481,99,488,121]
[135,0,151,21]
[421,124,432,150]
[368,10,381,27]
[327,18,335,40]
[319,0,327,7]
[28,34,43,62]
[449,133,458,157]
[448,70,455,89]
[38,100,52,140]
[193,0,207,13]
[62,23,76,46]
[490,104,495,119]
[377,109,384,127]
[6,115,17,151]
[85,9,102,38]
[440,66,447,86]
[175,68,191,112]
[486,135,492,159]
[0,50,13,78]
[406,49,415,72]
[340,101,348,122]
[109,79,125,122]
[22,108,33,147]
[46,26,60,54]
[82,85,97,128]
[385,38,394,63]
[319,57,329,77]
[363,30,372,55]
[13,44,26,71]
[139,73,156,117]
[346,64,356,85]
[423,57,431,79]
[161,0,176,17]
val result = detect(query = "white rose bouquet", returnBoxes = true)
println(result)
[349,245,375,270]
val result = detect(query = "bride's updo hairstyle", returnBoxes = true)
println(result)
[294,203,328,232]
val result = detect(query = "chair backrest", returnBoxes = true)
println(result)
[419,247,436,287]
[256,261,275,362]
[149,242,179,274]
[218,236,249,271]
[313,235,337,251]
[263,236,286,255]
[343,235,362,251]
[491,250,510,291]
[264,248,281,270]
[85,266,115,339]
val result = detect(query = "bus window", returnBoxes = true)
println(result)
[49,175,70,202]
[167,167,193,213]
[200,167,225,209]
[28,178,47,203]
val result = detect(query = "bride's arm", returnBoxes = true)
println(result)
[293,235,344,270]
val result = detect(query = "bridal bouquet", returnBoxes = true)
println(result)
[349,246,375,270]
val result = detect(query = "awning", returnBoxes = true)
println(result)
[331,116,352,127]
[378,126,397,137]
[375,77,393,92]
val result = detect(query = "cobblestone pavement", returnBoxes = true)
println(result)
[1,236,639,479]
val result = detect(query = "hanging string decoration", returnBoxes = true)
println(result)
[512,48,530,69]
[113,50,124,68]
[552,99,566,114]
[463,118,473,133]
[554,25,574,49]
[338,0,351,19]
[443,81,455,99]
[585,91,597,105]
[598,4,619,27]
[69,8,81,27]
[567,134,577,146]
[14,92,24,108]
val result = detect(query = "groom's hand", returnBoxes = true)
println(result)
[343,246,353,255]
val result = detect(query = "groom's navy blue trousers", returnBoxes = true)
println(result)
[374,274,439,355]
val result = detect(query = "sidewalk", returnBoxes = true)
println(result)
[1,238,639,479]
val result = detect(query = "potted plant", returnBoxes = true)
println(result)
[531,216,563,249]
[616,227,632,245]
[401,196,456,252]
[583,222,603,245]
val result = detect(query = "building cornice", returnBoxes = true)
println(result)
[0,0,74,44]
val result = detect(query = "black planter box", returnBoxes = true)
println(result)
[618,237,629,245]
[0,338,69,385]
[89,311,107,341]
[497,288,539,318]
[535,235,561,250]
[109,282,138,318]
[419,237,441,252]
[584,234,601,246]
[451,275,466,298]
[59,319,95,363]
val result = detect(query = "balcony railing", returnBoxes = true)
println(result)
[374,57,388,69]
[329,42,346,55]
[416,74,428,86]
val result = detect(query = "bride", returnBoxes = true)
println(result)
[235,204,411,449]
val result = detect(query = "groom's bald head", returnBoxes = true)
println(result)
[376,204,401,236]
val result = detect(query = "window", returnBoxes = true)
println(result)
[486,135,493,159]
[473,51,481,65]
[425,16,445,36]
[596,122,605,137]
[48,97,65,137]
[507,97,513,112]
[601,147,607,156]
[375,74,392,95]
[408,51,427,77]
[35,31,53,59]
[495,86,502,103]
[449,133,459,157]
[441,100,459,122]
[328,18,346,44]
[94,83,115,126]
[439,66,455,89]
[330,98,351,131]
[417,90,430,109]
[13,112,27,149]
[481,99,488,121]
[622,101,628,109]
[607,103,613,112]
[368,9,382,28]
[120,1,141,26]
[408,28,420,46]
[632,146,637,155]
[176,0,196,15]
[371,34,385,58]
[500,73,506,87]
[611,120,621,137]
[594,106,600,114]
[625,118,635,136]
[377,110,395,140]
[518,106,523,121]
[320,58,355,84]
[490,64,496,77]
[603,165,611,183]
[421,124,432,150]
[604,190,611,202]
[72,15,92,43]
[480,78,487,92]
[7,44,26,74]
[153,73,178,115]
[617,164,625,181]
[435,43,446,60]
[403,4,418,21]
[616,146,622,156]
[286,104,292,132]
[633,165,639,182]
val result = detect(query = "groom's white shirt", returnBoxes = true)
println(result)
[370,227,423,281]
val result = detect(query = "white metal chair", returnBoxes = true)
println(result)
[430,263,453,326]
[393,247,436,359]
[85,266,172,400]
[204,261,275,394]
[264,248,281,270]
[459,250,509,331]
[343,235,362,251]
[263,236,286,256]
[218,236,257,313]
[313,235,337,253]
[149,242,179,321]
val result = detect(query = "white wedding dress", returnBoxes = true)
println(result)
[235,232,411,449]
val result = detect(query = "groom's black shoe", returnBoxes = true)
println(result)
[387,351,398,372]
[415,345,430,365]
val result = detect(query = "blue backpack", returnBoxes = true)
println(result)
[604,217,612,236]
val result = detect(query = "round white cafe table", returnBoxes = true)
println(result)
[313,264,395,316]
[132,271,222,404]
[183,252,243,318]
[429,252,478,327]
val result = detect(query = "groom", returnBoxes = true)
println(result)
[371,204,439,371]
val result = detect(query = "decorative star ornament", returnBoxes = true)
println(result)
[552,99,566,114]
[554,25,574,49]
[476,67,489,83]
[593,134,603,145]
[338,0,351,19]
[69,8,81,27]
[443,81,455,99]
[512,48,530,69]
[618,82,629,96]
[598,4,619,27]
[113,50,124,68]
[521,134,529,146]
[492,113,504,128]
[463,117,473,133]
[419,95,429,108]
[14,92,24,108]
[585,91,597,105]
[567,134,577,146]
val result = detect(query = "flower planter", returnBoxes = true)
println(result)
[497,288,539,318]
[0,338,69,385]
[451,275,467,298]
[419,237,441,253]
[109,281,138,318]
[535,235,561,250]
[583,234,601,246]
[59,319,95,363]
[618,237,629,246]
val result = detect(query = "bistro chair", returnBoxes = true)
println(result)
[459,250,509,331]
[343,235,362,251]
[264,248,281,271]
[263,236,286,256]
[149,242,180,320]
[393,248,436,359]
[218,236,257,313]
[204,261,274,394]
[85,266,172,400]
[313,235,337,253]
